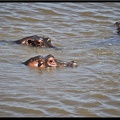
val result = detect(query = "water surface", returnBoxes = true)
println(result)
[0,2,120,117]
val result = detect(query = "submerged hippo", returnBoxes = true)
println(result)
[14,35,60,50]
[22,54,78,68]
[87,22,120,46]
[114,22,120,35]
[44,54,77,68]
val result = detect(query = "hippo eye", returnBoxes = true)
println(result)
[49,60,53,63]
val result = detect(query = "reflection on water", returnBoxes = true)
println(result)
[0,2,120,117]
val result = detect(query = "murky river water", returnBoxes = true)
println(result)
[0,2,120,117]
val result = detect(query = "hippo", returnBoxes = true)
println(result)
[114,22,120,35]
[86,22,120,46]
[14,35,60,50]
[22,54,78,68]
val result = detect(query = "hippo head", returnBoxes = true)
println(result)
[114,22,120,35]
[22,55,45,68]
[44,54,78,68]
[23,54,78,68]
[15,35,58,49]
[115,22,120,28]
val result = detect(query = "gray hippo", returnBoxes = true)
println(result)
[22,54,78,68]
[114,22,120,35]
[14,35,61,50]
[88,22,120,46]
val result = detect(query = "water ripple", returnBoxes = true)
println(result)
[0,2,120,117]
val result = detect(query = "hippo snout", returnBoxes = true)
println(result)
[65,61,78,67]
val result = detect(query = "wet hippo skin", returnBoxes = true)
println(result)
[14,35,60,50]
[22,54,78,68]
[45,54,78,68]
[86,22,120,46]
[114,22,120,35]
[22,55,45,68]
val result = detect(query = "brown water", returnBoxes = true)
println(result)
[0,2,120,117]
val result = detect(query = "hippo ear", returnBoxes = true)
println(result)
[115,22,120,29]
[47,38,51,42]
[22,41,26,44]
[38,62,42,67]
